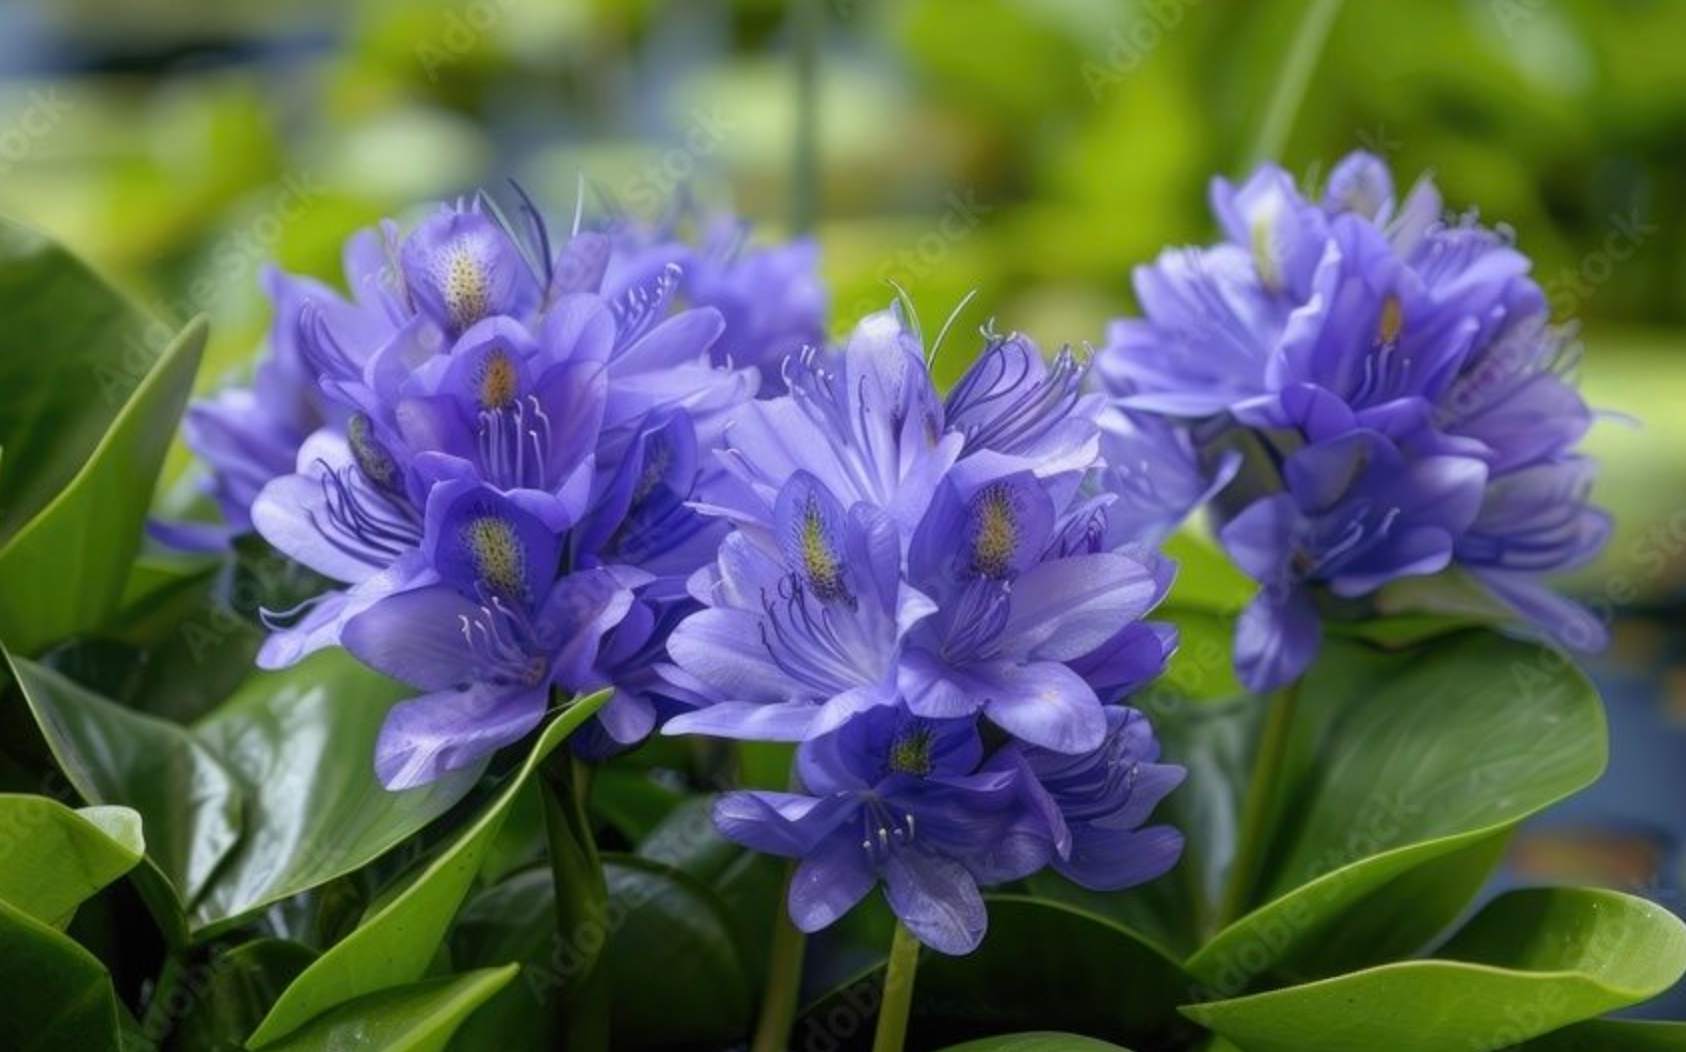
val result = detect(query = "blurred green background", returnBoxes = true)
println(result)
[2,0,1685,981]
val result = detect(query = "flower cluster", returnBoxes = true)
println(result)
[1098,151,1610,691]
[181,191,827,785]
[661,311,1186,954]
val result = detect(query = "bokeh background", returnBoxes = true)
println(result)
[2,0,1684,1010]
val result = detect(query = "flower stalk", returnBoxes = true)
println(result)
[1218,680,1301,928]
[871,920,922,1052]
[750,865,809,1052]
[541,748,611,1052]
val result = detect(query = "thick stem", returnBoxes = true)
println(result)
[1217,681,1301,928]
[541,749,611,1052]
[749,866,808,1052]
[870,921,921,1052]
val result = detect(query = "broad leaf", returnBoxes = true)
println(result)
[1183,888,1686,1052]
[448,854,755,1051]
[0,795,142,927]
[801,895,1198,1052]
[0,214,208,655]
[9,652,242,920]
[247,691,609,1048]
[1187,632,1606,986]
[1514,1020,1686,1050]
[259,967,518,1052]
[0,896,121,1052]
[9,648,483,937]
[166,939,319,1052]
[188,652,483,933]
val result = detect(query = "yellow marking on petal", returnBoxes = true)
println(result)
[1377,295,1404,346]
[1250,204,1284,294]
[888,728,934,776]
[444,250,491,331]
[463,515,526,597]
[971,486,1019,579]
[799,499,848,601]
[478,350,519,409]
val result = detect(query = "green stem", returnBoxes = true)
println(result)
[870,921,921,1052]
[139,950,189,1043]
[1217,681,1301,928]
[541,749,611,1052]
[1244,0,1346,169]
[749,865,809,1052]
[791,0,823,234]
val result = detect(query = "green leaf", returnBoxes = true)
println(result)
[447,854,755,1051]
[258,966,518,1052]
[187,651,483,933]
[802,895,1198,1052]
[8,651,243,921]
[0,795,142,927]
[931,1035,1141,1052]
[9,648,483,937]
[0,217,175,545]
[1182,888,1686,1052]
[1162,529,1255,614]
[247,691,609,1048]
[1514,1020,1686,1050]
[0,896,121,1052]
[1188,632,1606,986]
[166,939,319,1052]
[0,225,208,655]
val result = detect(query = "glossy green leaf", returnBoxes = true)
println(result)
[1161,529,1255,614]
[0,217,175,545]
[1514,1020,1686,1050]
[1183,888,1686,1052]
[932,1036,1140,1052]
[0,221,208,656]
[259,966,518,1052]
[0,896,121,1052]
[10,648,484,937]
[448,854,755,1051]
[9,651,242,915]
[802,895,1198,1052]
[188,651,484,933]
[0,795,142,927]
[247,691,609,1048]
[1188,633,1606,986]
[166,938,319,1052]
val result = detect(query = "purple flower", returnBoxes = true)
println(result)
[1220,427,1488,689]
[171,230,404,544]
[341,481,642,788]
[609,215,828,395]
[712,706,1040,955]
[897,471,1167,753]
[703,307,960,537]
[663,472,923,742]
[1097,151,1610,687]
[988,706,1186,892]
[191,187,807,781]
[713,700,1184,954]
